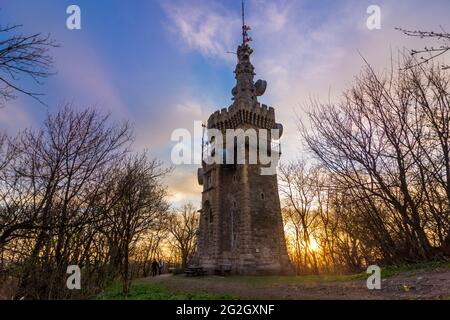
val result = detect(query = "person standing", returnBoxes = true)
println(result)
[151,259,158,277]
[158,260,164,275]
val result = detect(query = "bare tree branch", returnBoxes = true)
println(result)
[396,27,450,69]
[0,23,58,106]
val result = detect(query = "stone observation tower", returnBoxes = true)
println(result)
[194,1,292,275]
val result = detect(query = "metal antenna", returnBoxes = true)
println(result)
[242,0,246,44]
[241,0,251,45]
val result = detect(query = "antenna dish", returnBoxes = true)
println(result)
[255,79,267,96]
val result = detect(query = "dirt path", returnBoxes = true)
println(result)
[144,270,450,300]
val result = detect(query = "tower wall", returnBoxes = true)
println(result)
[195,110,292,275]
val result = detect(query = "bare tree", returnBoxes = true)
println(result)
[0,105,175,299]
[0,23,57,105]
[279,161,320,274]
[167,203,199,270]
[280,162,368,274]
[102,153,170,296]
[301,58,450,264]
[6,106,132,299]
[133,228,168,277]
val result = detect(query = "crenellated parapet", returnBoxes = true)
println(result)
[207,102,277,131]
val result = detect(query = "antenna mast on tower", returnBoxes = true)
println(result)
[241,0,252,45]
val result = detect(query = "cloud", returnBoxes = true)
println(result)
[175,102,203,118]
[0,100,34,134]
[134,98,208,151]
[165,166,202,207]
[160,0,240,60]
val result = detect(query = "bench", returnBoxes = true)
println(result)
[184,266,207,277]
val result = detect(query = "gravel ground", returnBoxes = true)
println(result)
[145,270,450,300]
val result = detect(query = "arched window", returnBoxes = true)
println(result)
[260,192,265,200]
[204,201,212,223]
[205,175,212,189]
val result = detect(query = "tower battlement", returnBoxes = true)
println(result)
[207,103,276,130]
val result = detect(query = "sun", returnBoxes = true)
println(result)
[309,237,319,252]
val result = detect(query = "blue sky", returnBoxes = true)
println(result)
[1,0,450,206]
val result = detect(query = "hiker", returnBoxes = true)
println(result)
[158,260,164,275]
[151,259,158,277]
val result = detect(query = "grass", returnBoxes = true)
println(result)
[379,259,450,278]
[97,280,238,300]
